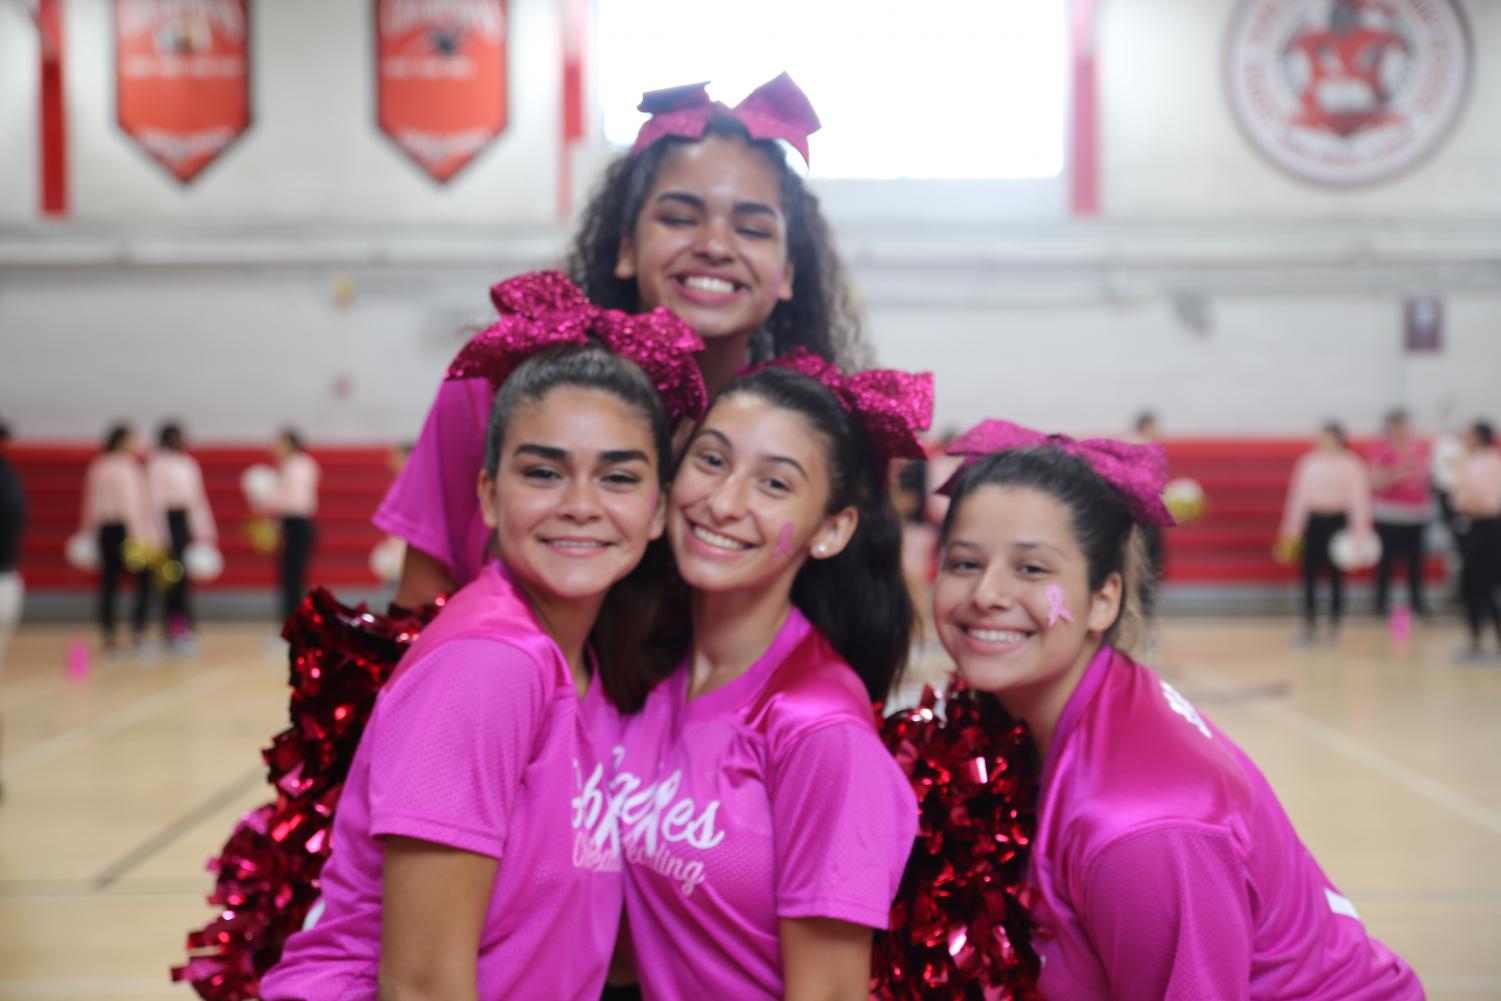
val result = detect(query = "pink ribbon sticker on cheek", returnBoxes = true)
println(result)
[773,522,796,558]
[1045,584,1075,627]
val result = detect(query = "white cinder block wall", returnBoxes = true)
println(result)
[2,0,1498,443]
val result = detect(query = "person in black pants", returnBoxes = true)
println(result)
[147,421,218,651]
[271,429,320,624]
[1369,409,1432,617]
[0,420,25,794]
[1303,512,1349,634]
[82,424,156,653]
[1455,421,1501,660]
[1278,422,1372,645]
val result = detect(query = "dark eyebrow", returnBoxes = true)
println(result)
[732,201,778,219]
[764,454,807,479]
[1015,541,1066,557]
[656,191,779,220]
[693,427,731,448]
[515,444,650,466]
[656,192,705,211]
[692,427,805,479]
[514,443,566,462]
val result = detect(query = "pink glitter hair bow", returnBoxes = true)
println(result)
[631,72,821,164]
[445,270,708,426]
[939,419,1176,527]
[758,348,934,470]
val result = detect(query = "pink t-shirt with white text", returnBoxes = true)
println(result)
[260,563,624,1001]
[609,609,917,1001]
[1032,645,1423,1001]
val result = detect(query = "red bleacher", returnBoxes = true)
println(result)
[10,439,1446,593]
[13,445,393,590]
[1161,438,1446,583]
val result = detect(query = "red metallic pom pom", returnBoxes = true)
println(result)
[872,687,1044,999]
[172,590,441,1000]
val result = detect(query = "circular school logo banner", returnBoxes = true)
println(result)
[1225,0,1471,187]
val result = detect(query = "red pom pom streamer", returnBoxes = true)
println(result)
[172,589,442,1000]
[872,687,1044,1000]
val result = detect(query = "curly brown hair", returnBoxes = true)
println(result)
[564,117,867,370]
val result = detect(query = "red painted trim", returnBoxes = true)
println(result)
[38,0,67,216]
[1069,0,1099,217]
[558,0,586,220]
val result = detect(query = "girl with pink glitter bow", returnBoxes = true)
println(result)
[378,73,866,610]
[927,419,1421,1000]
[257,333,706,1001]
[178,280,708,1001]
[606,354,932,1000]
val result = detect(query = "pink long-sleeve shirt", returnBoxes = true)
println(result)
[1455,448,1501,517]
[1031,645,1423,1000]
[81,452,159,546]
[1278,450,1373,540]
[147,450,217,544]
[274,452,320,518]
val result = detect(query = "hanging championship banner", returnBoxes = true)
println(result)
[376,0,509,183]
[1225,0,1472,187]
[115,0,252,184]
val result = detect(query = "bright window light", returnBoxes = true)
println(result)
[597,0,1067,180]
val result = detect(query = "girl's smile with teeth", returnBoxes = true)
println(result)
[961,625,1030,644]
[690,522,753,552]
[677,274,742,294]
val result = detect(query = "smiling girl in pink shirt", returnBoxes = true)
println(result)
[929,421,1422,1001]
[377,74,866,609]
[260,335,704,1001]
[609,355,929,1000]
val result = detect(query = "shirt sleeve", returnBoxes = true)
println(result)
[769,721,918,928]
[1339,454,1372,537]
[80,459,102,534]
[185,457,217,544]
[1279,455,1310,540]
[373,377,491,578]
[365,637,552,859]
[1078,826,1254,1001]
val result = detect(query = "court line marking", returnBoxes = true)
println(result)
[0,661,260,783]
[93,765,266,890]
[1197,667,1501,837]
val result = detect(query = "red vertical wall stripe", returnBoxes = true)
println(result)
[558,0,586,220]
[38,0,68,216]
[1069,0,1099,217]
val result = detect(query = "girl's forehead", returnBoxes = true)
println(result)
[951,484,1078,542]
[653,136,782,202]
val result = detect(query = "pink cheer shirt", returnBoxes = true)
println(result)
[373,377,495,588]
[260,562,624,1001]
[608,609,917,1001]
[1031,644,1423,1001]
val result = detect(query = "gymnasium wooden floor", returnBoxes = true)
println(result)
[1,616,1498,1000]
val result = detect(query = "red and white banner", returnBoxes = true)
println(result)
[116,0,251,184]
[376,0,509,183]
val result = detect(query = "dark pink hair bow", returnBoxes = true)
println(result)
[939,419,1176,527]
[445,270,708,426]
[631,72,821,164]
[757,349,933,470]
